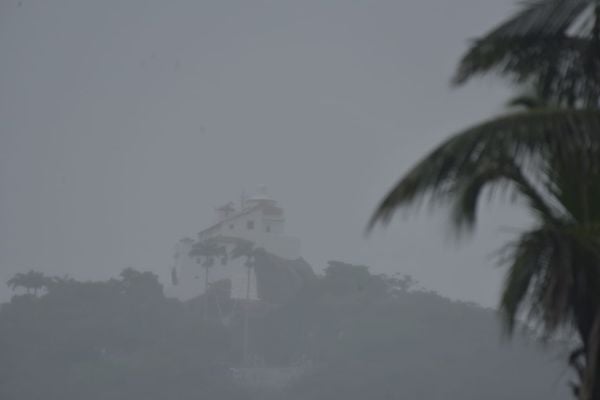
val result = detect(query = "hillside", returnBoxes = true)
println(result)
[0,264,570,400]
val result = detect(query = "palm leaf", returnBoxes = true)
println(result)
[189,239,226,263]
[499,228,550,332]
[453,1,600,105]
[532,232,574,330]
[507,94,548,110]
[499,226,590,335]
[229,238,255,260]
[449,163,503,233]
[484,0,591,37]
[456,35,600,104]
[369,108,600,230]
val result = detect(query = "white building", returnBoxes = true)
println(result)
[167,187,301,301]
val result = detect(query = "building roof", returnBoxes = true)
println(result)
[198,192,285,238]
[198,203,262,237]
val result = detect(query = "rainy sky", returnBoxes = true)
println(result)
[0,0,528,305]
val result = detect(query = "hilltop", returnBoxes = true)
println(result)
[0,263,570,400]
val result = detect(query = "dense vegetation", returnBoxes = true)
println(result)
[0,265,568,400]
[0,269,246,400]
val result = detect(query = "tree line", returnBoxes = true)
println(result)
[0,264,566,400]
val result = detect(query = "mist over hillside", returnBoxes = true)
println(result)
[3,0,599,398]
[0,262,569,400]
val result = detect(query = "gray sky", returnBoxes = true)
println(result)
[0,0,529,306]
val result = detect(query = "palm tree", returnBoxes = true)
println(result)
[190,240,227,291]
[7,270,51,296]
[454,0,600,107]
[229,238,260,365]
[371,108,600,400]
[370,1,600,399]
[189,239,227,320]
[230,239,258,300]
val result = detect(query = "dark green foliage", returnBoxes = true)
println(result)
[253,251,317,304]
[0,269,247,400]
[370,108,600,230]
[0,265,566,400]
[212,237,317,303]
[6,270,53,295]
[454,0,600,106]
[255,262,567,400]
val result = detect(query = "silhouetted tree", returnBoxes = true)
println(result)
[6,270,52,296]
[0,267,568,400]
[454,0,600,108]
[190,239,227,293]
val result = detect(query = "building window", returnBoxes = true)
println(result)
[247,220,254,230]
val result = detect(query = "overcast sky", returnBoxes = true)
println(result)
[0,0,532,306]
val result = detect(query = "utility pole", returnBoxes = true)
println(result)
[204,264,210,322]
[242,258,252,366]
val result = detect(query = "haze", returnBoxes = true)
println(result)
[0,0,522,305]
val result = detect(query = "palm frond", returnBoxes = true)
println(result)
[507,94,547,110]
[500,228,550,333]
[539,138,600,228]
[229,238,255,260]
[532,232,574,330]
[189,239,226,262]
[449,157,550,233]
[500,226,582,335]
[455,35,600,104]
[453,1,600,105]
[449,165,501,233]
[486,0,591,38]
[500,223,600,338]
[368,109,600,230]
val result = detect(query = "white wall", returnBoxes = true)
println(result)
[168,205,300,300]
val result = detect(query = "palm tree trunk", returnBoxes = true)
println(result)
[246,265,251,300]
[204,266,210,322]
[242,265,251,365]
[580,312,600,400]
[573,292,600,400]
[205,266,210,293]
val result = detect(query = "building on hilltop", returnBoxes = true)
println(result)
[167,187,304,301]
